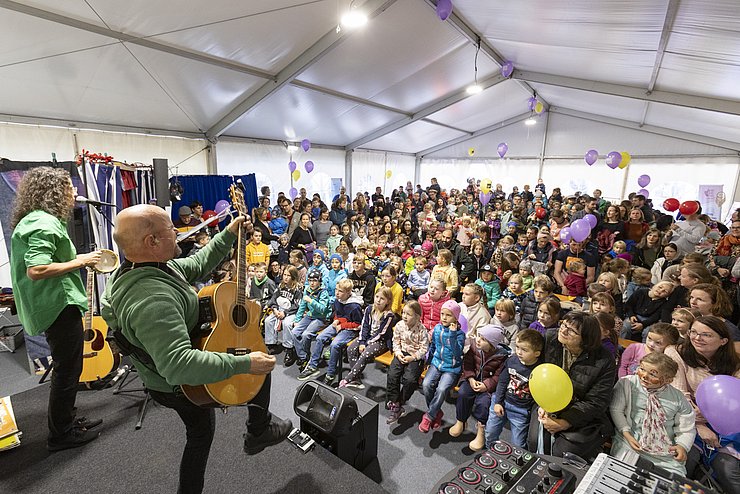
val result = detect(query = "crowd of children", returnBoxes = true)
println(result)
[178,177,740,489]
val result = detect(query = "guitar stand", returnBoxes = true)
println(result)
[113,365,152,430]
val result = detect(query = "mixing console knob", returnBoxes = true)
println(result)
[547,464,563,478]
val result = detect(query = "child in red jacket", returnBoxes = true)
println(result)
[448,323,507,451]
[418,279,450,338]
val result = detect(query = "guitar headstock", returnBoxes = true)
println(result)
[229,184,247,218]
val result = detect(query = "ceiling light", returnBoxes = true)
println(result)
[465,37,483,97]
[287,144,299,153]
[466,84,482,95]
[341,4,368,28]
[525,117,537,126]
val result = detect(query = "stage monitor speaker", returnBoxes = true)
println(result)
[294,381,378,471]
[152,158,170,208]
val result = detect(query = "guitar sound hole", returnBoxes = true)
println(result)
[232,305,248,327]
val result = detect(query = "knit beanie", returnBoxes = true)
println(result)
[441,300,461,322]
[313,249,325,261]
[329,253,343,265]
[421,240,434,253]
[478,324,504,347]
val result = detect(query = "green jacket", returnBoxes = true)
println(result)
[101,229,250,394]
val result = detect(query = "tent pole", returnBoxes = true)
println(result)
[537,112,550,181]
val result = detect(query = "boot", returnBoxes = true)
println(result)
[283,348,297,367]
[469,422,486,451]
[449,420,466,437]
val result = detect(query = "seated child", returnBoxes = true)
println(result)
[624,266,652,303]
[669,307,700,340]
[377,266,403,315]
[528,297,561,336]
[597,271,625,317]
[518,274,555,330]
[289,249,308,284]
[324,253,348,302]
[431,248,459,296]
[299,279,363,386]
[501,273,527,317]
[419,300,466,433]
[590,292,624,344]
[449,324,507,451]
[492,298,519,347]
[419,279,451,338]
[519,260,534,291]
[306,249,329,285]
[485,329,545,448]
[563,260,587,297]
[264,266,302,357]
[608,240,628,259]
[475,264,501,316]
[595,311,618,359]
[288,270,332,369]
[460,283,492,346]
[340,287,397,389]
[389,256,408,292]
[248,262,276,307]
[618,322,680,378]
[326,224,342,255]
[610,352,696,475]
[407,255,431,299]
[386,301,429,424]
[622,281,674,341]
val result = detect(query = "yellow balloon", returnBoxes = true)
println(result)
[292,170,301,181]
[620,152,631,168]
[385,169,392,178]
[468,147,476,156]
[534,101,544,114]
[481,178,492,194]
[529,363,573,413]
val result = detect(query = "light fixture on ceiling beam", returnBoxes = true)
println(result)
[341,1,368,28]
[466,37,483,95]
[525,114,537,126]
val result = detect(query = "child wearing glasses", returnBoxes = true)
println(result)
[609,352,695,475]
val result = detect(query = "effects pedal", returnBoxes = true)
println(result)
[432,440,577,494]
[287,427,316,453]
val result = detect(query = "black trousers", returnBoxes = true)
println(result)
[386,357,423,405]
[44,305,84,439]
[149,374,273,494]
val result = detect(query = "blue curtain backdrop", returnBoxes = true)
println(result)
[170,174,258,222]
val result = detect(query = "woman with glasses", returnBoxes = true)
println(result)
[665,316,740,493]
[527,311,616,459]
[688,284,740,354]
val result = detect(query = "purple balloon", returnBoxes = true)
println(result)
[637,174,651,188]
[304,160,314,173]
[459,314,468,334]
[436,0,452,20]
[301,139,310,152]
[570,219,591,243]
[479,191,492,206]
[497,142,508,158]
[637,188,649,199]
[584,214,598,229]
[289,187,298,201]
[606,151,621,169]
[288,161,297,172]
[214,200,230,214]
[559,226,572,244]
[584,149,598,166]
[696,375,740,435]
[527,96,537,111]
[501,61,514,78]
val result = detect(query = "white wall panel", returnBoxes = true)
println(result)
[352,151,416,197]
[424,118,545,158]
[420,159,541,193]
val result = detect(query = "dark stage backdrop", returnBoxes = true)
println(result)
[169,174,258,222]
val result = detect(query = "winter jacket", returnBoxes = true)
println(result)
[332,294,364,330]
[460,302,492,338]
[461,339,507,392]
[305,263,329,287]
[624,287,672,329]
[348,269,377,307]
[358,306,398,349]
[428,323,466,374]
[518,290,540,329]
[268,217,288,237]
[295,285,331,321]
[431,264,459,294]
[408,268,430,290]
[248,276,276,306]
[476,278,502,309]
[392,319,429,361]
[542,328,616,434]
[324,267,348,302]
[419,292,451,335]
[329,207,354,227]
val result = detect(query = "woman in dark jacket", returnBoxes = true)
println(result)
[329,197,355,226]
[528,311,616,459]
[253,207,277,242]
[288,213,316,254]
[400,219,422,247]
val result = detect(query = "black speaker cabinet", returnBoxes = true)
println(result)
[152,158,170,208]
[294,381,378,471]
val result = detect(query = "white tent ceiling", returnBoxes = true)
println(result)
[1,0,739,155]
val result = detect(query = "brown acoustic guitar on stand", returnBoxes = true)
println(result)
[182,184,268,407]
[79,249,121,384]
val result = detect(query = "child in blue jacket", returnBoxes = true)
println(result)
[289,270,331,369]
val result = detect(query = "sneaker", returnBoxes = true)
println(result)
[418,414,432,433]
[47,428,100,452]
[323,374,337,387]
[322,348,331,361]
[297,366,320,381]
[283,348,297,367]
[432,410,444,430]
[268,344,284,356]
[74,417,103,430]
[243,416,293,456]
[344,380,365,390]
[386,403,406,424]
[298,359,309,372]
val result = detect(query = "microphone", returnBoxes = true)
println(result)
[76,196,117,208]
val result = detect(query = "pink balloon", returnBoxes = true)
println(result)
[304,160,314,173]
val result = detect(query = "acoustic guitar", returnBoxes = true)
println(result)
[79,267,120,383]
[182,185,268,407]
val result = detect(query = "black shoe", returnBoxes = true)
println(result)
[298,359,309,372]
[47,428,100,452]
[268,345,284,356]
[283,349,297,367]
[323,374,337,387]
[74,417,103,430]
[243,416,293,456]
